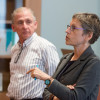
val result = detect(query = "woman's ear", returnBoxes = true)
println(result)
[84,32,93,43]
[88,32,93,41]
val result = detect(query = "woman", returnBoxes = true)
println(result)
[27,13,100,100]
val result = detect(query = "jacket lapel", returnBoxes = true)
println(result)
[53,53,73,78]
[53,46,94,78]
[62,46,94,74]
[64,59,80,74]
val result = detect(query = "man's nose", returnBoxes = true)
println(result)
[23,22,28,28]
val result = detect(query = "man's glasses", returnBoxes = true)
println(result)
[14,46,23,63]
[67,25,84,31]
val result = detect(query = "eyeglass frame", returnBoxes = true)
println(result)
[14,46,23,63]
[67,25,85,31]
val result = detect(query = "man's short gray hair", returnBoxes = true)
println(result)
[11,7,36,24]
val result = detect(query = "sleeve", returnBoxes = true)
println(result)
[43,44,60,76]
[43,58,100,100]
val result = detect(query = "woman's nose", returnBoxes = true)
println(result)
[66,28,71,34]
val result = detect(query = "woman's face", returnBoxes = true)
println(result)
[65,18,90,47]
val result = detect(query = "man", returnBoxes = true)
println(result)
[7,7,59,100]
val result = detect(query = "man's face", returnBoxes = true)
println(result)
[12,10,37,43]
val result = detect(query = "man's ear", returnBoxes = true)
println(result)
[34,21,38,30]
[11,24,16,32]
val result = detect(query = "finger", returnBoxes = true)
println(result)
[70,86,74,89]
[26,69,34,74]
[73,84,76,87]
[31,71,35,78]
[30,70,37,80]
[67,85,74,89]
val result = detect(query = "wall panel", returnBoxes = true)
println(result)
[24,0,41,35]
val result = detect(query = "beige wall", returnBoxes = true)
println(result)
[0,92,10,100]
[24,0,41,35]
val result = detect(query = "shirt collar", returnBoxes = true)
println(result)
[18,32,37,47]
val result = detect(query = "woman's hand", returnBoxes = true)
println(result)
[52,84,76,100]
[53,96,60,100]
[67,84,76,89]
[26,67,51,81]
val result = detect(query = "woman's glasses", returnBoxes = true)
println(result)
[67,25,85,31]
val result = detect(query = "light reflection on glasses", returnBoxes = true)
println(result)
[67,25,85,31]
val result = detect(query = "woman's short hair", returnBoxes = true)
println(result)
[72,13,100,44]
